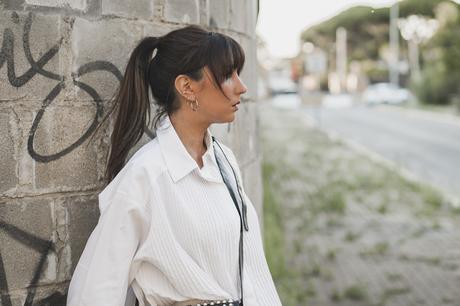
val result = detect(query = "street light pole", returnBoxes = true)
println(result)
[336,27,347,93]
[390,2,399,86]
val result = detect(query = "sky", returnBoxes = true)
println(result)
[255,0,427,59]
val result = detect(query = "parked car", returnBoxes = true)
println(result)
[268,73,298,95]
[362,83,412,105]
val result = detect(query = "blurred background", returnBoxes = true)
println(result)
[256,0,460,305]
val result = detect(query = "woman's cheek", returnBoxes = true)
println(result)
[221,80,234,96]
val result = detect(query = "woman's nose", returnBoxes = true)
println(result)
[238,78,248,94]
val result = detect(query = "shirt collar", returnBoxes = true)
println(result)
[156,114,222,183]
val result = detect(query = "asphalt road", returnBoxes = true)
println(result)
[299,100,460,198]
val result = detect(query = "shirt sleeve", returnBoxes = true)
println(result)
[221,145,282,306]
[67,167,152,306]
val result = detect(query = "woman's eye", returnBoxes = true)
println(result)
[226,70,238,79]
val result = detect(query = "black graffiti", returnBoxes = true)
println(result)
[1,12,159,302]
[0,12,61,86]
[0,221,65,306]
[0,11,126,306]
[0,11,125,162]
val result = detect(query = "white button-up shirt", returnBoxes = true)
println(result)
[66,114,282,306]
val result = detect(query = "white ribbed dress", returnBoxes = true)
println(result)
[66,114,282,306]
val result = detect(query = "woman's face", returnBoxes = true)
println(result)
[194,66,248,123]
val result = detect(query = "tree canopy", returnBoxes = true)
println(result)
[300,0,458,62]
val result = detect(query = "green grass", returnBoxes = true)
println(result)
[321,190,347,214]
[343,284,368,301]
[263,161,286,279]
[305,280,317,297]
[330,289,343,301]
[344,230,360,242]
[377,203,388,214]
[360,241,389,257]
[262,160,309,305]
[385,272,403,282]
[442,296,454,304]
[321,268,334,281]
[380,286,411,304]
[398,254,441,266]
[382,286,411,298]
[326,248,337,261]
[311,263,321,278]
[403,179,445,216]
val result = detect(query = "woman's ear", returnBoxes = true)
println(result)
[174,74,195,101]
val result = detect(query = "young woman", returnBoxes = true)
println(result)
[66,25,282,306]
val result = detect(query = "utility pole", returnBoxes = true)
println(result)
[336,27,347,93]
[390,2,399,86]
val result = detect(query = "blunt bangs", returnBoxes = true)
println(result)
[206,34,245,87]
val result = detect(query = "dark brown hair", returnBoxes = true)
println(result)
[94,25,245,183]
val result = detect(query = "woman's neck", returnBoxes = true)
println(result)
[169,110,209,168]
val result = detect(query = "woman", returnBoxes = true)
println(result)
[66,25,282,306]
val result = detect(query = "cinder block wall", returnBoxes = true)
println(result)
[0,0,260,304]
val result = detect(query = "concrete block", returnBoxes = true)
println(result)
[163,0,199,24]
[64,195,99,275]
[25,0,87,10]
[7,107,38,196]
[0,110,19,194]
[229,101,259,166]
[2,0,26,10]
[0,294,24,306]
[248,0,257,38]
[33,105,100,190]
[71,17,143,102]
[198,0,207,26]
[239,35,258,101]
[0,199,54,289]
[3,284,67,306]
[241,156,263,225]
[0,11,64,103]
[29,285,68,305]
[102,0,154,20]
[142,21,177,38]
[229,0,249,34]
[208,0,229,29]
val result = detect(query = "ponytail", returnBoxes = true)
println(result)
[105,37,160,182]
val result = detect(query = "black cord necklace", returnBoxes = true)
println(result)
[212,136,249,305]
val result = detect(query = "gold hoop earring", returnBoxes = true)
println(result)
[188,98,199,112]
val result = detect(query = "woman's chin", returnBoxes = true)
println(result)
[213,113,236,124]
[226,112,236,123]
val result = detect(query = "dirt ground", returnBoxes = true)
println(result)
[259,99,460,306]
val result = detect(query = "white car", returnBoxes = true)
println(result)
[362,83,412,105]
[268,75,298,95]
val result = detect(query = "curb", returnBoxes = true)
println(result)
[376,105,460,128]
[302,109,460,209]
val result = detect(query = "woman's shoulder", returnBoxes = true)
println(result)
[127,137,163,168]
[98,138,167,210]
[125,136,174,179]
